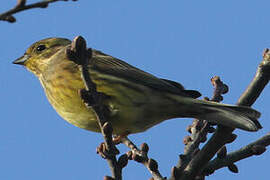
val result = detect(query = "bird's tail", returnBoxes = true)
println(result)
[174,96,262,131]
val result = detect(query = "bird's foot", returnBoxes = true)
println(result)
[112,132,130,145]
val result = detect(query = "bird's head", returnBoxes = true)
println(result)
[13,37,71,77]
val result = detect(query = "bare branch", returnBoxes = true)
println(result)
[0,0,77,23]
[121,137,141,155]
[170,77,228,180]
[237,48,270,106]
[203,133,270,174]
[184,76,228,155]
[179,49,270,180]
[66,36,122,180]
[122,138,165,180]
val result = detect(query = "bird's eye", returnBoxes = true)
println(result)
[36,44,46,52]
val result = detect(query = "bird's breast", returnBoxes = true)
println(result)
[39,64,100,132]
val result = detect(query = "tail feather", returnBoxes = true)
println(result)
[180,98,262,132]
[198,105,261,131]
[221,105,262,129]
[203,101,261,119]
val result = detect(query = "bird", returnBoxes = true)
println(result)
[13,37,262,136]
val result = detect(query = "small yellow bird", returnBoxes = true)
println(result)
[13,38,262,136]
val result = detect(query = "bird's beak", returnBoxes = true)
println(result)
[13,54,30,65]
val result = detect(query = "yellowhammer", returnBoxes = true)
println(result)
[13,37,262,136]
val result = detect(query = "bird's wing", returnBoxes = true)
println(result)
[160,79,201,98]
[89,49,201,98]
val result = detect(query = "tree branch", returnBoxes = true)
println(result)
[0,0,77,23]
[237,48,270,106]
[121,138,165,180]
[170,76,230,180]
[179,48,270,180]
[200,49,270,175]
[203,133,270,173]
[66,36,122,180]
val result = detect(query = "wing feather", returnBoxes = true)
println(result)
[89,49,201,98]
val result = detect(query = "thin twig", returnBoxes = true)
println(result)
[179,49,270,180]
[237,48,270,106]
[200,49,270,175]
[66,36,122,180]
[121,138,165,180]
[204,133,270,173]
[0,0,76,23]
[184,76,228,155]
[171,77,228,180]
[121,137,141,155]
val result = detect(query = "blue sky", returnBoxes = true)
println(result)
[1,1,270,180]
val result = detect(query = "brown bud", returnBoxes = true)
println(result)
[16,0,26,8]
[171,166,178,178]
[217,146,227,159]
[132,153,144,163]
[183,136,192,145]
[221,84,229,94]
[192,119,202,131]
[252,145,266,155]
[126,151,133,160]
[5,16,16,23]
[214,95,223,102]
[118,154,128,168]
[96,143,107,158]
[195,121,204,131]
[211,76,220,86]
[179,154,187,161]
[228,164,238,173]
[186,125,193,133]
[148,159,158,172]
[96,143,106,154]
[70,36,88,65]
[226,133,237,144]
[263,48,270,58]
[141,143,149,153]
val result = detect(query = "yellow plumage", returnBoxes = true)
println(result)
[13,38,262,135]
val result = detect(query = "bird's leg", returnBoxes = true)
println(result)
[112,131,130,145]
